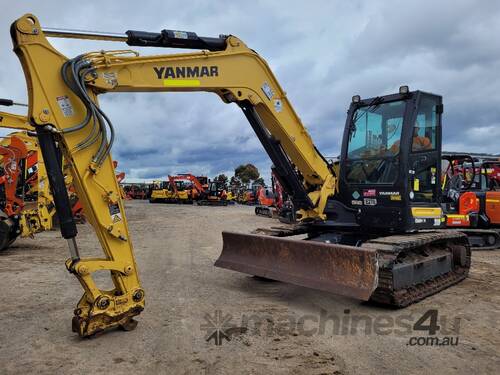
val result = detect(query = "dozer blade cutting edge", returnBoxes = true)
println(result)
[216,231,379,300]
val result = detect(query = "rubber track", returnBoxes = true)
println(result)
[450,228,500,251]
[365,230,471,307]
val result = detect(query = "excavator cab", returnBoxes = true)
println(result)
[334,88,444,233]
[220,88,468,307]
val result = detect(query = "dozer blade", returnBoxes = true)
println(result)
[216,231,378,300]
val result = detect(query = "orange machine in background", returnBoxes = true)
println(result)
[442,153,500,249]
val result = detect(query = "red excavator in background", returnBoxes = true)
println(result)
[238,186,257,205]
[170,173,206,201]
[254,168,296,223]
[254,185,274,216]
[124,185,148,200]
[0,135,28,218]
[169,173,230,206]
[198,180,229,206]
[442,153,500,249]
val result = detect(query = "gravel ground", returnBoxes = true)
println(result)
[0,200,499,374]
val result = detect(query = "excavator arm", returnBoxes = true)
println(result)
[9,14,372,338]
[0,112,32,131]
[172,174,205,195]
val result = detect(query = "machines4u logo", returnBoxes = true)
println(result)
[200,310,248,346]
[200,310,235,346]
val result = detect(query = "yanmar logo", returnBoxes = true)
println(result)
[154,66,219,79]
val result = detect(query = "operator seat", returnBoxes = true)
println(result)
[446,174,463,202]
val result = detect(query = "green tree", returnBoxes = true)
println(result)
[214,174,229,189]
[234,164,260,184]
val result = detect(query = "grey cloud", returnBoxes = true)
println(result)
[1,0,499,184]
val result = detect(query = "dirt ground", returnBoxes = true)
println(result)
[0,200,499,374]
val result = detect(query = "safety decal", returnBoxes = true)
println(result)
[261,82,274,100]
[364,198,377,206]
[56,95,74,117]
[109,203,122,223]
[363,189,376,197]
[274,99,283,113]
[102,72,118,86]
[173,31,188,39]
[413,178,420,191]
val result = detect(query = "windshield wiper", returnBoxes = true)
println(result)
[351,96,385,128]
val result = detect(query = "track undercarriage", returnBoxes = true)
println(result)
[255,205,274,218]
[216,226,470,307]
[450,228,500,251]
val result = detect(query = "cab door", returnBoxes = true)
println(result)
[407,93,443,229]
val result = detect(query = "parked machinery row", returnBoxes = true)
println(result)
[149,174,233,205]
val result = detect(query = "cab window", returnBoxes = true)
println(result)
[412,96,438,152]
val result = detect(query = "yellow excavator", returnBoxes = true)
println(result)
[0,105,57,249]
[7,14,470,337]
[0,131,57,248]
[149,176,191,203]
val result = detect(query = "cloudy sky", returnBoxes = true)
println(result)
[1,1,499,183]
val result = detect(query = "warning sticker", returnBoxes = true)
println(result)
[173,30,189,39]
[56,95,74,117]
[109,203,122,223]
[363,189,376,197]
[102,72,118,86]
[261,82,274,100]
[274,99,283,113]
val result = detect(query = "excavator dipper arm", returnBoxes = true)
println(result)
[10,14,376,337]
[0,111,33,131]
